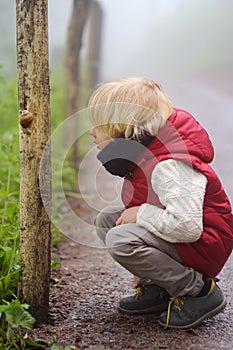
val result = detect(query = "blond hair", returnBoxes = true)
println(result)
[88,77,173,139]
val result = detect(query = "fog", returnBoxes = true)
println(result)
[2,0,232,81]
[48,0,177,77]
[50,0,233,203]
[48,0,233,80]
[0,0,232,201]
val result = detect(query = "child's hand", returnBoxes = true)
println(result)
[116,206,140,226]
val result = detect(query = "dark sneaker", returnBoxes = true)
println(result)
[158,280,227,329]
[118,283,170,315]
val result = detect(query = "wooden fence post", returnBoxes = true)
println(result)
[16,0,51,323]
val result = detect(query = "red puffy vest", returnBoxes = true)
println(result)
[121,108,233,277]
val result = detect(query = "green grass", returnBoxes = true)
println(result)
[0,65,20,306]
[0,65,78,348]
[0,69,33,347]
[0,132,20,303]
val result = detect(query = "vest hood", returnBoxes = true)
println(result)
[147,108,214,165]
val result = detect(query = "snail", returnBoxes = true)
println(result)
[19,110,34,134]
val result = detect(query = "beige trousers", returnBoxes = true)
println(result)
[95,205,204,297]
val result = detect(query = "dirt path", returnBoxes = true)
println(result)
[30,229,233,350]
[30,161,233,350]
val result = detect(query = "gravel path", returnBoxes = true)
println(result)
[30,234,233,349]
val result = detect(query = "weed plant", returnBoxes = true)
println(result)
[0,66,78,348]
[0,68,35,348]
[0,68,20,300]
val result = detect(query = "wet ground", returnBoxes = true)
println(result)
[30,78,233,349]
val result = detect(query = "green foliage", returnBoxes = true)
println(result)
[0,68,27,347]
[0,299,44,349]
[0,133,20,304]
[0,71,20,299]
[0,300,35,331]
[50,66,65,130]
[0,65,78,347]
[0,75,18,133]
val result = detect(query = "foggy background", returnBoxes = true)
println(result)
[0,0,232,201]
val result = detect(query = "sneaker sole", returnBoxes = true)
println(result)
[118,304,168,315]
[158,298,227,329]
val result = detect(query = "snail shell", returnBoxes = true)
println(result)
[19,110,34,128]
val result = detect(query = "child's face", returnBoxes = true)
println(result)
[90,127,111,150]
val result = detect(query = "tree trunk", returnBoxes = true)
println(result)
[16,0,51,323]
[86,0,103,96]
[64,0,90,168]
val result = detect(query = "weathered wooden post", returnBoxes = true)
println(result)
[64,0,90,168]
[86,0,103,94]
[16,0,51,322]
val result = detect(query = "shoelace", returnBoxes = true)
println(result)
[165,297,184,328]
[134,286,143,299]
[164,280,216,329]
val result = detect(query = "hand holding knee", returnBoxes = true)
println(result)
[116,206,140,226]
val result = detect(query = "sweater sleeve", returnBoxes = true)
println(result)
[136,159,207,243]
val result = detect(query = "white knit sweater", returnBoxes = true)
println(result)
[136,159,207,243]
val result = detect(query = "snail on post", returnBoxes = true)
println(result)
[19,110,34,134]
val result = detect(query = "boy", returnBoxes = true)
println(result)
[88,77,233,329]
